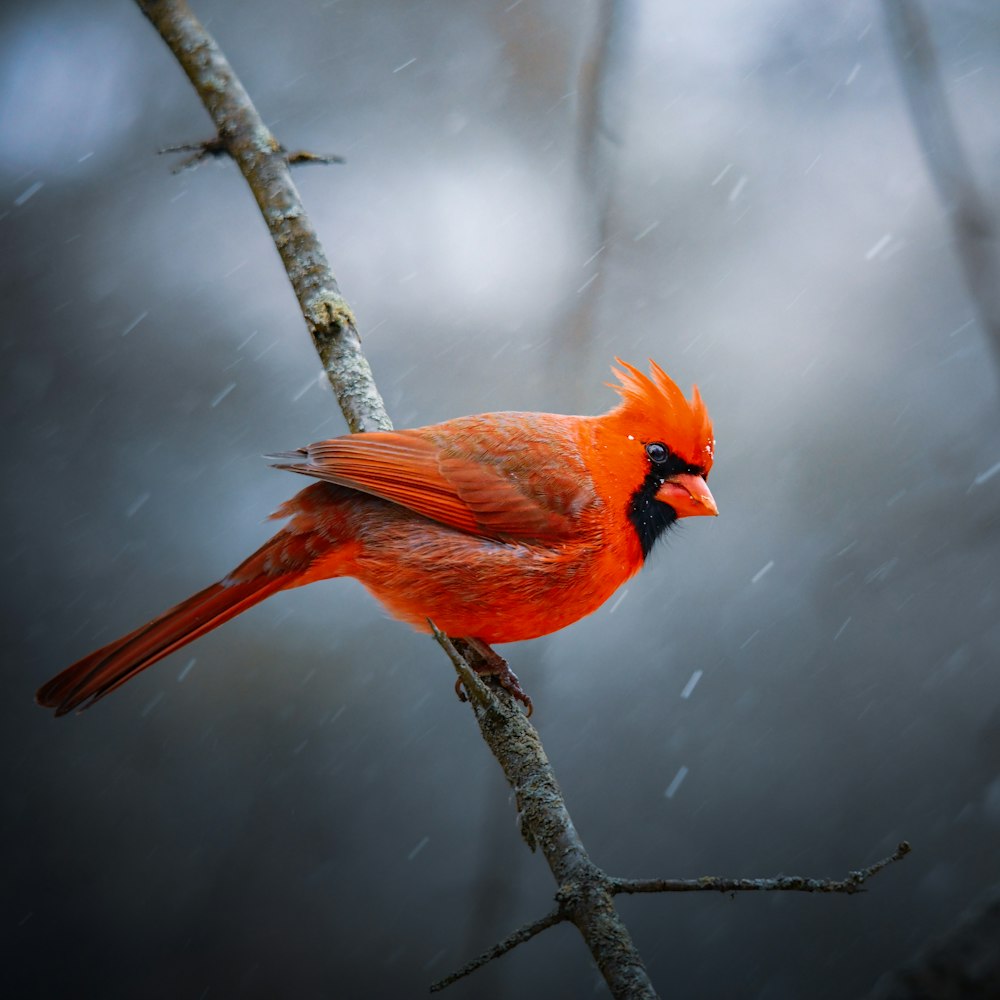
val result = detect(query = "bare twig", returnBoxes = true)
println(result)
[429,623,495,714]
[283,149,346,167]
[159,137,344,173]
[432,627,534,716]
[429,907,563,993]
[159,136,228,170]
[612,841,911,896]
[882,0,1000,374]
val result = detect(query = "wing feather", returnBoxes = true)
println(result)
[271,417,594,540]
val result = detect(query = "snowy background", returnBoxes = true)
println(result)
[4,1,1000,997]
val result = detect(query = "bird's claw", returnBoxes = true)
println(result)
[453,640,534,717]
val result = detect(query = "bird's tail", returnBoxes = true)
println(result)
[37,482,354,716]
[36,572,291,716]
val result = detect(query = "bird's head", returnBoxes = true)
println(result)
[594,359,717,557]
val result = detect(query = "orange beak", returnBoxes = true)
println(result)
[655,473,718,519]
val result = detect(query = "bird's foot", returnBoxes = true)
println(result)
[453,638,533,717]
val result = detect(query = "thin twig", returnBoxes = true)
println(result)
[612,841,911,896]
[429,907,564,993]
[428,621,495,713]
[284,149,346,166]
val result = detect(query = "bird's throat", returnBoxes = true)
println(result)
[627,472,678,559]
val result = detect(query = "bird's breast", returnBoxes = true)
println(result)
[352,512,641,644]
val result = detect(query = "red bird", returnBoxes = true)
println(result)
[37,360,716,716]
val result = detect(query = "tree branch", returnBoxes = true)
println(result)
[611,841,911,896]
[136,0,389,433]
[431,843,910,991]
[430,625,658,996]
[429,907,564,993]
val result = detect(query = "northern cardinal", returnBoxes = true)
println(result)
[37,360,716,716]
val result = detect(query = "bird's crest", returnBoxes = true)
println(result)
[609,359,715,471]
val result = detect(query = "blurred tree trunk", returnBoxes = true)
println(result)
[882,0,1000,377]
[552,0,637,407]
[866,889,1000,999]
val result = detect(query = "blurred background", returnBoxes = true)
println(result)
[3,1,1000,997]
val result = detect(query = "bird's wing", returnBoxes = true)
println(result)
[269,416,595,540]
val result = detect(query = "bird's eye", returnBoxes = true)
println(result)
[645,442,668,464]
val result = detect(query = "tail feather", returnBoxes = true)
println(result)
[36,574,290,716]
